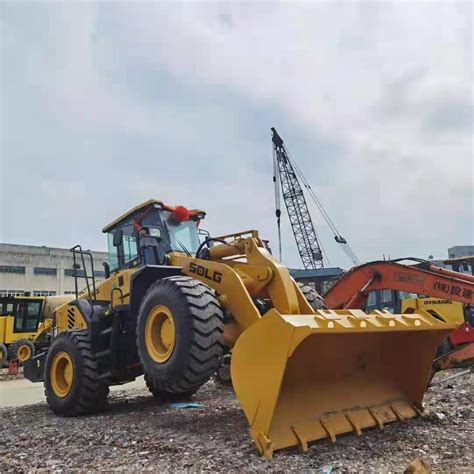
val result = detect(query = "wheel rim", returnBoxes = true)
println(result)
[18,345,32,362]
[145,305,176,363]
[51,351,74,397]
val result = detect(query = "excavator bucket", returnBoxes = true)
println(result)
[231,308,458,459]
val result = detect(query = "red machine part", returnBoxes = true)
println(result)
[324,259,474,310]
[449,322,474,346]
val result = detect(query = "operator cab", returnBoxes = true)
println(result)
[102,200,206,273]
[0,296,44,333]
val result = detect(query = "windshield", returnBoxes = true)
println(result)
[162,210,201,254]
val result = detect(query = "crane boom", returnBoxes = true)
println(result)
[272,128,324,269]
[272,127,360,268]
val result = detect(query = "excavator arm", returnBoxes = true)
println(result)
[324,258,474,309]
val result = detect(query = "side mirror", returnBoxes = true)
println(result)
[103,261,110,279]
[113,229,123,247]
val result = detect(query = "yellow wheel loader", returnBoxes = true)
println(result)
[0,295,73,366]
[0,295,71,365]
[25,200,459,458]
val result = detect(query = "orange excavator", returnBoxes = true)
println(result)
[323,258,474,371]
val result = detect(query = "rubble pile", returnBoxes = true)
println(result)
[0,371,472,472]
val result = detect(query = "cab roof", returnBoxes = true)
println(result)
[102,199,206,233]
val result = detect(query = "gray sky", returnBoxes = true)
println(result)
[1,1,472,269]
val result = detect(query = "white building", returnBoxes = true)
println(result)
[0,243,108,297]
[448,245,474,259]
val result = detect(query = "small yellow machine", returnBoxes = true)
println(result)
[25,200,458,458]
[1,296,45,364]
[0,295,72,365]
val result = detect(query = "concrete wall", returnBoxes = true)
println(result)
[0,243,108,296]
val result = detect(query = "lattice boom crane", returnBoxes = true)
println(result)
[272,127,360,268]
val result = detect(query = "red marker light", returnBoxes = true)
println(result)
[171,205,191,223]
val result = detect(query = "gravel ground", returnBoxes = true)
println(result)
[0,371,472,472]
[0,367,23,381]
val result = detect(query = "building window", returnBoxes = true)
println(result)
[65,269,86,277]
[33,290,57,297]
[0,289,25,296]
[65,269,104,278]
[0,265,26,274]
[64,291,77,294]
[34,267,57,276]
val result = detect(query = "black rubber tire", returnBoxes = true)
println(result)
[137,276,225,400]
[0,343,7,367]
[297,282,326,310]
[144,373,197,401]
[7,339,35,364]
[45,330,109,416]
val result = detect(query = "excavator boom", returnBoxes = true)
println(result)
[324,258,474,310]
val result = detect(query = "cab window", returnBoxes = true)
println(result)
[107,230,139,272]
[381,289,393,303]
[123,235,138,262]
[162,210,200,254]
[367,292,377,307]
[107,233,120,272]
[0,302,14,315]
[14,301,42,333]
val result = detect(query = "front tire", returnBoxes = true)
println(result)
[137,276,224,400]
[8,339,35,364]
[45,330,109,416]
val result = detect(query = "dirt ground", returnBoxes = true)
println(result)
[0,371,472,472]
[0,367,24,382]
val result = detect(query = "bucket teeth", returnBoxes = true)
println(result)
[291,426,309,453]
[231,308,458,457]
[256,432,273,460]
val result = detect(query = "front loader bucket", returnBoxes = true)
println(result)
[231,309,457,459]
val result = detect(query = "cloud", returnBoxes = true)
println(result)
[1,1,472,269]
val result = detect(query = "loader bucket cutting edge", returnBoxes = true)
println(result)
[230,309,457,459]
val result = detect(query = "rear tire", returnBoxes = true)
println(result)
[0,343,7,367]
[137,276,224,399]
[45,330,109,416]
[297,282,326,310]
[8,339,35,364]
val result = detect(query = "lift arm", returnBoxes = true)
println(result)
[324,258,474,309]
